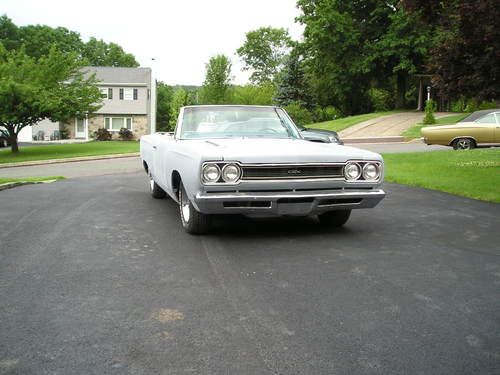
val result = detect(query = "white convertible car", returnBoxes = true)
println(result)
[140,105,385,234]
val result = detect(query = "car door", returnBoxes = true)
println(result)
[473,113,497,143]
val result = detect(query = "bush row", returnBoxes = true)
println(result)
[283,102,342,126]
[93,128,134,141]
[450,98,498,113]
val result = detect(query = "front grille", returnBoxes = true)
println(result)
[241,164,344,181]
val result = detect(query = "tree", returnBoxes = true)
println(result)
[17,24,84,59]
[82,37,139,67]
[200,55,232,104]
[0,15,20,50]
[156,82,174,131]
[274,49,313,108]
[231,83,275,105]
[369,8,432,108]
[0,45,102,152]
[0,15,139,68]
[169,88,188,129]
[297,0,432,113]
[427,0,500,101]
[237,27,293,84]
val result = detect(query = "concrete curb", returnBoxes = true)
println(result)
[342,136,405,144]
[0,179,59,191]
[0,152,139,169]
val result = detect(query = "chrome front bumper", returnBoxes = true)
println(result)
[194,188,385,217]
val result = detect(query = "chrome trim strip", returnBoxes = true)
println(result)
[196,189,385,201]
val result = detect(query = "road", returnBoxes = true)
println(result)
[0,142,449,180]
[1,174,499,374]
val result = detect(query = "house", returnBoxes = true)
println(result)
[26,66,156,141]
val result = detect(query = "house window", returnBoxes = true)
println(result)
[119,88,138,100]
[100,88,113,100]
[104,117,133,131]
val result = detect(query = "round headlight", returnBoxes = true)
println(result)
[345,162,361,181]
[202,164,221,183]
[362,163,380,181]
[221,164,241,183]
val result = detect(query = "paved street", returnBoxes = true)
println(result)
[0,156,142,179]
[1,174,499,374]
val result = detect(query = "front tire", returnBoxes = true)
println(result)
[179,182,211,234]
[149,171,166,199]
[318,210,351,228]
[453,138,475,150]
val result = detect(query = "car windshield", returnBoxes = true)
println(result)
[179,106,300,140]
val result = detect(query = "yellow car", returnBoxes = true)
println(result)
[422,109,500,150]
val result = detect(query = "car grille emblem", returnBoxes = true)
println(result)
[287,169,303,175]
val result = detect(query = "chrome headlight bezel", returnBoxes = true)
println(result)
[201,163,221,184]
[221,163,241,183]
[344,160,382,182]
[362,162,380,181]
[344,162,362,181]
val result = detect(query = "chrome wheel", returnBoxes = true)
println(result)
[454,138,474,150]
[180,188,191,223]
[149,171,166,199]
[149,172,155,191]
[178,181,211,234]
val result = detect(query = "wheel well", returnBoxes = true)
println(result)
[171,171,181,199]
[142,161,148,173]
[449,137,476,146]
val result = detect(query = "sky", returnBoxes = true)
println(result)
[2,0,304,85]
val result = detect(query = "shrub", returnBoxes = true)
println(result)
[93,127,112,141]
[313,106,342,122]
[423,99,437,125]
[284,102,313,126]
[118,127,134,140]
[464,99,497,112]
[478,100,498,110]
[368,88,394,111]
[451,97,467,112]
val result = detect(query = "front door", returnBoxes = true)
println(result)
[75,118,86,138]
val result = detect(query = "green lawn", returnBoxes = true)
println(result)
[403,113,470,139]
[0,141,139,164]
[383,148,500,203]
[0,176,65,184]
[306,110,402,132]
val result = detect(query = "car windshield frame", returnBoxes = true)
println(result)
[176,106,301,140]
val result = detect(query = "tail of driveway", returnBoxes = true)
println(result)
[340,112,454,139]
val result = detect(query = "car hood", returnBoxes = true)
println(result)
[182,138,381,164]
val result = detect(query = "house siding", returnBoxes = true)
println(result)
[97,86,149,115]
[31,66,154,141]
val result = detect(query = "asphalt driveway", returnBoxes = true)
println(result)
[0,174,499,374]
